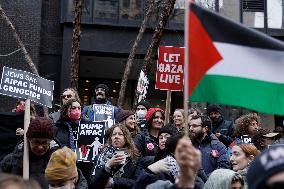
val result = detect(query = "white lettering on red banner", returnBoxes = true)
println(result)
[155,46,184,91]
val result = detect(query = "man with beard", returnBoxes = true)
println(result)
[189,114,230,176]
[207,104,234,147]
[82,84,119,128]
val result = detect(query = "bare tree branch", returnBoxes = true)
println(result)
[117,0,157,107]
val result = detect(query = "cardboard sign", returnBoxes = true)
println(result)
[92,104,115,129]
[0,67,54,107]
[155,46,184,91]
[76,121,106,162]
[137,70,149,103]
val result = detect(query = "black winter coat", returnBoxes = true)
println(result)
[89,147,141,189]
[0,140,60,189]
[53,119,94,182]
[133,131,159,157]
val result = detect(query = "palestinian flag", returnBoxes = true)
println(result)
[187,3,284,115]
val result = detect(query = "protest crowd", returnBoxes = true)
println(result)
[1,83,284,189]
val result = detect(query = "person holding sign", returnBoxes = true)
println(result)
[0,117,60,189]
[54,98,84,150]
[54,98,94,182]
[90,124,140,189]
[82,84,119,129]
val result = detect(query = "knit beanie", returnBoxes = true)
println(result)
[158,124,178,137]
[247,145,284,189]
[136,100,150,110]
[207,104,222,115]
[95,84,110,97]
[116,109,134,123]
[145,108,164,123]
[26,117,53,139]
[45,147,78,185]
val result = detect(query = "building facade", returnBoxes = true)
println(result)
[0,0,283,126]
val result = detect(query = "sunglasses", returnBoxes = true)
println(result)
[61,94,73,99]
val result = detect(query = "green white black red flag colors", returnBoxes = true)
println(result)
[186,3,284,115]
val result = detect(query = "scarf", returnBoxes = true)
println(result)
[92,146,130,177]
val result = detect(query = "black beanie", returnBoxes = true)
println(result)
[95,84,110,97]
[247,145,284,189]
[26,117,54,139]
[207,104,222,115]
[158,124,178,137]
[136,100,150,110]
[116,109,134,123]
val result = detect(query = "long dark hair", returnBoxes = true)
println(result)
[60,98,82,121]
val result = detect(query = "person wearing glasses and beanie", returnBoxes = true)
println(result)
[82,84,119,128]
[0,117,60,189]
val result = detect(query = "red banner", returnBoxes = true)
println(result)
[155,46,184,91]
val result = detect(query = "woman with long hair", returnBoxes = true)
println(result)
[90,124,140,189]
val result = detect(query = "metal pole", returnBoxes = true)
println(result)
[264,0,268,34]
[240,0,243,23]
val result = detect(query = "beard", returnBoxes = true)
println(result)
[192,130,205,141]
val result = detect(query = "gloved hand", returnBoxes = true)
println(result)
[147,158,170,174]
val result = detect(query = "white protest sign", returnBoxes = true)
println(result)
[137,70,149,103]
[0,67,54,107]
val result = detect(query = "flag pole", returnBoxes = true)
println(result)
[23,99,30,180]
[184,0,191,137]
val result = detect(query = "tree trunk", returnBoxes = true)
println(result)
[0,4,49,117]
[134,0,177,106]
[117,0,156,107]
[70,0,84,90]
[0,4,39,75]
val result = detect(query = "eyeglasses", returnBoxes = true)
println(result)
[71,106,81,110]
[61,94,73,99]
[29,139,51,147]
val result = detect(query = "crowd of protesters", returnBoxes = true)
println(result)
[1,84,284,189]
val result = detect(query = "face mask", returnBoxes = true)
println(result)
[70,109,81,121]
[16,104,25,112]
[49,184,73,189]
[136,110,147,119]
